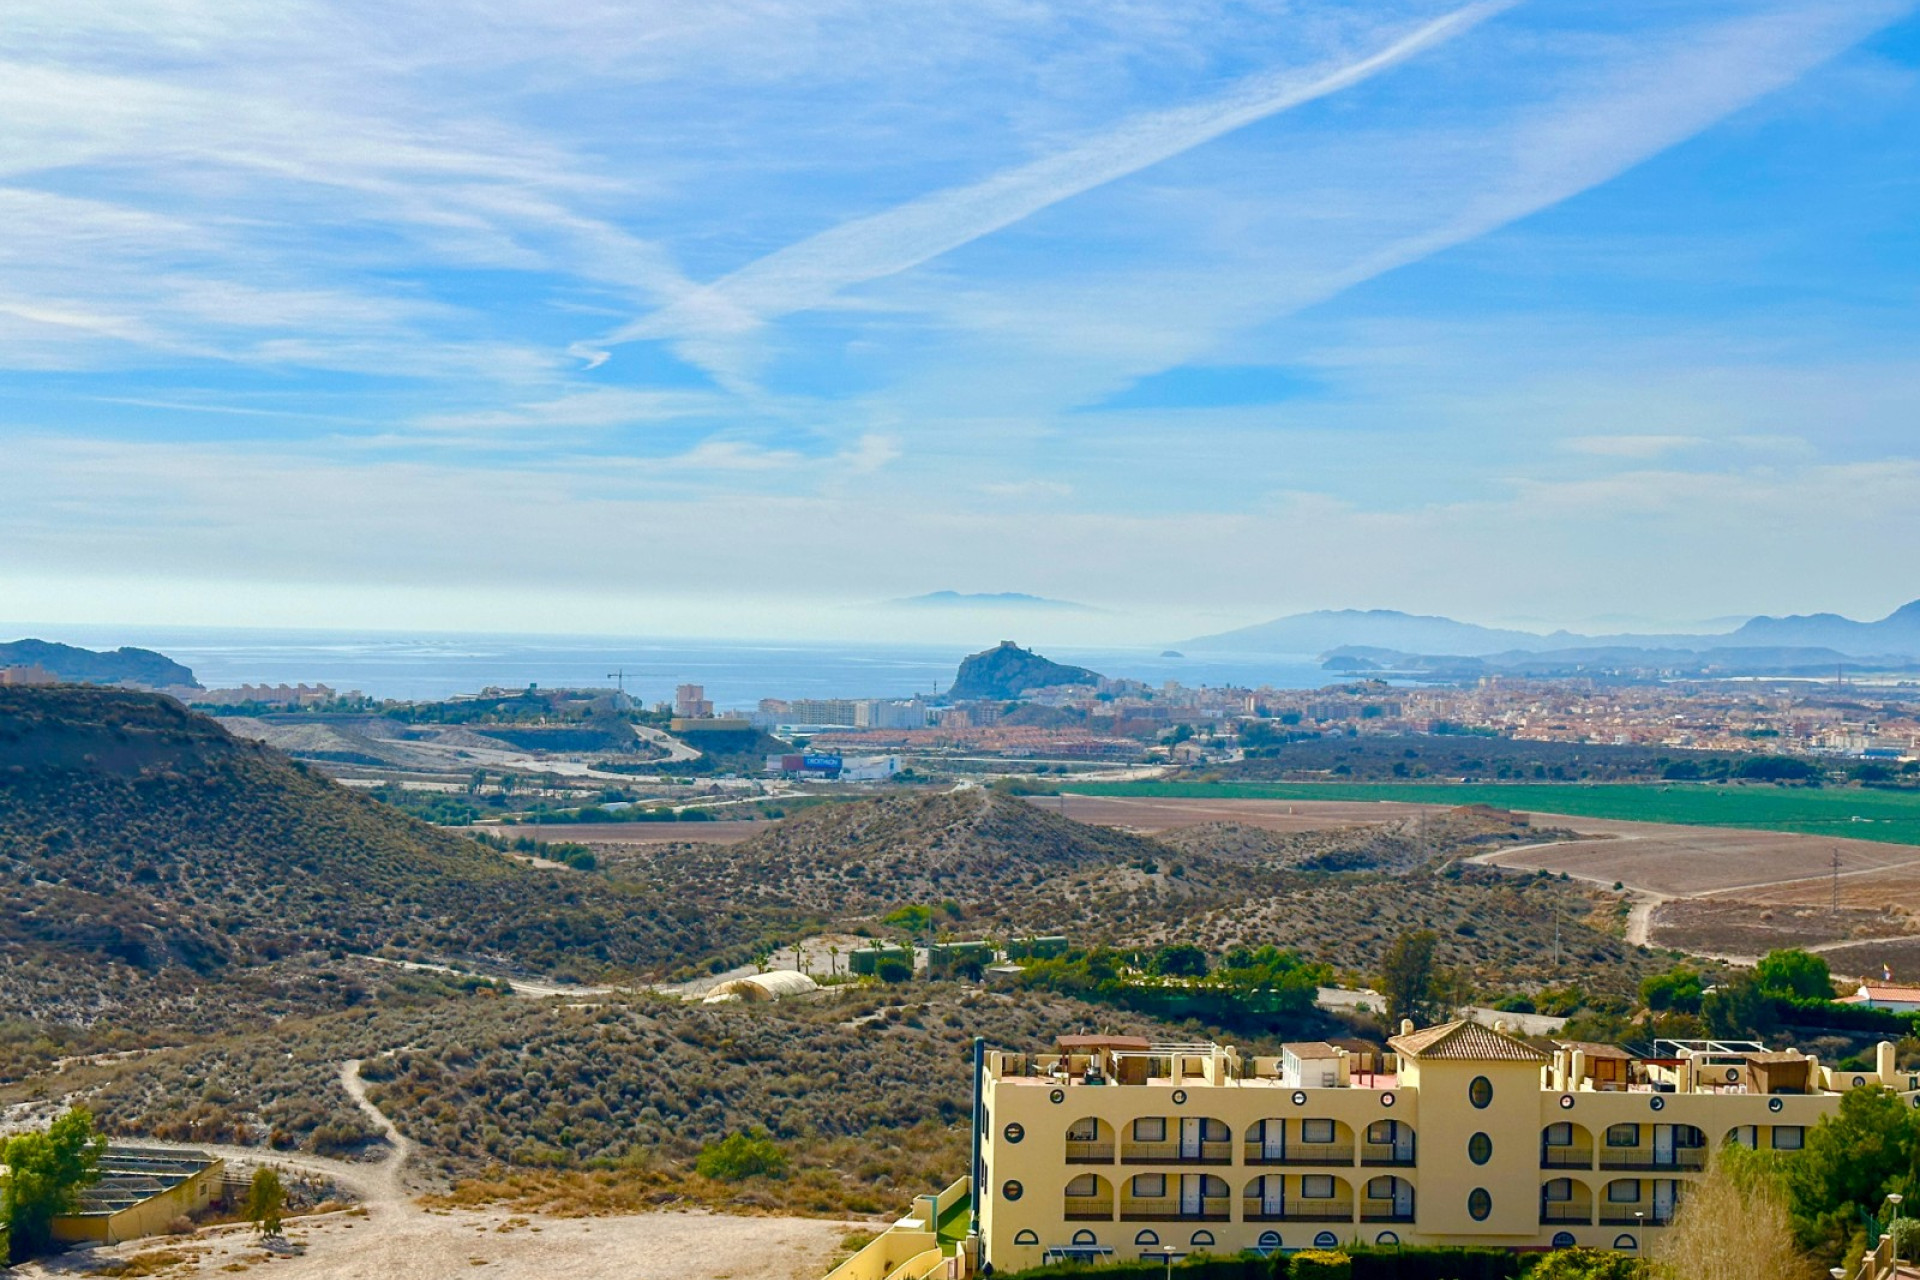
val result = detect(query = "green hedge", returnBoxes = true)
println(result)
[989,1245,1527,1280]
[1769,995,1916,1035]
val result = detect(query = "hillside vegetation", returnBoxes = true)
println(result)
[0,688,794,1021]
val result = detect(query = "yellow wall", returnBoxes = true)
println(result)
[980,1050,1895,1269]
[51,1160,224,1247]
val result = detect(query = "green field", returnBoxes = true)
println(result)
[1066,780,1920,847]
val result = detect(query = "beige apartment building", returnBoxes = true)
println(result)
[974,1020,1917,1268]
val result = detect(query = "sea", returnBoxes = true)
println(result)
[17,625,1341,706]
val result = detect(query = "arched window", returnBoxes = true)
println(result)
[1014,1230,1040,1246]
[1189,1231,1215,1247]
[1314,1232,1339,1249]
[1066,1174,1103,1197]
[1614,1235,1639,1251]
[1543,1179,1573,1203]
[1375,1232,1399,1246]
[1257,1232,1282,1250]
[1552,1232,1576,1249]
[1134,1230,1160,1247]
[1071,1231,1097,1246]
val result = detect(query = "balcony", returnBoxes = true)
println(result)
[1541,1148,1594,1170]
[1067,1142,1115,1164]
[1360,1145,1415,1169]
[1540,1208,1593,1225]
[1361,1210,1415,1224]
[1598,1150,1706,1173]
[1243,1145,1353,1168]
[1122,1141,1233,1166]
[1065,1199,1114,1222]
[1120,1197,1231,1223]
[1278,1206,1355,1224]
[1601,1209,1673,1227]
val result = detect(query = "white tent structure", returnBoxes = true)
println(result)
[700,970,820,1004]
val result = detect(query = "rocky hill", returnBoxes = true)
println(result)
[0,688,788,1026]
[0,638,198,688]
[947,640,1101,699]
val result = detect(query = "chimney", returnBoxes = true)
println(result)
[1878,1041,1897,1079]
[1400,1019,1415,1036]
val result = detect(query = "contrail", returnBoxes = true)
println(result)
[603,0,1518,349]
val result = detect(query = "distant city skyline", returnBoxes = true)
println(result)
[3,1,1918,639]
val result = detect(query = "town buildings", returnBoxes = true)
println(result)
[971,1020,1915,1267]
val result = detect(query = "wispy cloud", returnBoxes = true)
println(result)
[1562,434,1703,459]
[598,1,1518,367]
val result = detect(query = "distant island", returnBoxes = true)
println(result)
[888,590,1096,613]
[948,641,1103,700]
[1181,599,1920,662]
[0,638,198,689]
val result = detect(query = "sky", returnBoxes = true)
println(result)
[3,0,1919,646]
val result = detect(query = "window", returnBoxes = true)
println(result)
[1003,1181,1024,1202]
[1014,1230,1039,1245]
[1771,1126,1805,1151]
[1258,1233,1282,1249]
[1613,1235,1639,1252]
[1375,1232,1399,1246]
[1132,1174,1166,1198]
[1607,1124,1640,1147]
[1134,1230,1160,1247]
[1367,1177,1399,1199]
[1199,1176,1229,1199]
[1190,1231,1215,1247]
[1072,1231,1098,1246]
[1674,1125,1706,1149]
[1302,1176,1335,1200]
[1468,1132,1492,1165]
[1468,1188,1492,1221]
[1004,1122,1025,1144]
[1067,1118,1100,1142]
[1302,1119,1335,1144]
[1134,1118,1167,1143]
[1552,1232,1577,1249]
[1543,1179,1572,1203]
[1200,1118,1230,1143]
[1314,1232,1339,1249]
[1066,1175,1102,1197]
[1544,1123,1573,1147]
[1469,1076,1493,1109]
[1609,1181,1642,1203]
[1367,1120,1393,1144]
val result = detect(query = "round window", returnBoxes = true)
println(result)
[1292,1090,1308,1106]
[1469,1076,1493,1109]
[1002,1180,1023,1202]
[1650,1096,1666,1112]
[1049,1088,1065,1104]
[1380,1092,1396,1108]
[1559,1094,1575,1110]
[1468,1188,1492,1221]
[1769,1097,1785,1113]
[1172,1089,1188,1105]
[1468,1132,1492,1165]
[1003,1122,1024,1144]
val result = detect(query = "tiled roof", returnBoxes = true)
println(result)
[1860,982,1920,1002]
[1390,1019,1548,1062]
[1283,1042,1342,1057]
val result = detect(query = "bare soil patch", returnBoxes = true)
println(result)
[16,1208,853,1280]
[1649,899,1917,958]
[1034,793,1444,832]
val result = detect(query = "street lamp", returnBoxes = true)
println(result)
[1885,1193,1905,1275]
[1155,1245,1185,1280]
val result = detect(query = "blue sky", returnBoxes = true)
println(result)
[4,0,1918,644]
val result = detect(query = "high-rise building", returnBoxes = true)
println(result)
[674,683,713,718]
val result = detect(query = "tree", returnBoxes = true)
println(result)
[1150,943,1208,979]
[1654,1147,1813,1280]
[1703,973,1775,1038]
[1640,965,1705,1014]
[1784,1086,1920,1264]
[2,1106,107,1259]
[875,955,912,984]
[245,1167,286,1240]
[1379,929,1441,1026]
[1755,949,1834,1002]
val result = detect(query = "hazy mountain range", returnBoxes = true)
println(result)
[1183,600,1920,660]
